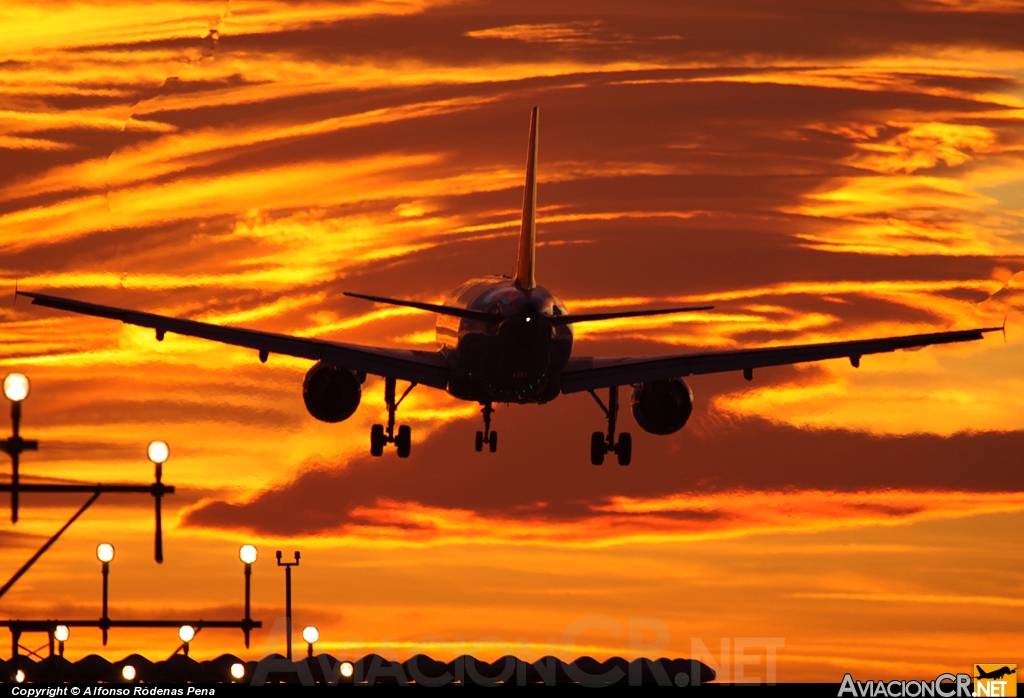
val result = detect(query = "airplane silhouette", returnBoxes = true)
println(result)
[976,666,1016,681]
[17,108,1003,464]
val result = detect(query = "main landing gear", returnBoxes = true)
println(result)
[475,402,497,453]
[370,377,416,458]
[588,386,631,466]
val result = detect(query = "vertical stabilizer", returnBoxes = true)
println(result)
[514,107,539,290]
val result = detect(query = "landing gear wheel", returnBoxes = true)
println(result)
[591,431,605,465]
[616,432,632,466]
[370,424,386,457]
[476,403,498,454]
[396,425,412,458]
[589,386,633,466]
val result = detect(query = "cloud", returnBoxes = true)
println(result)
[465,22,631,46]
[3,0,1024,676]
[182,385,1024,542]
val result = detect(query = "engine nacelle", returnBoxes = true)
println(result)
[631,378,694,435]
[302,362,363,423]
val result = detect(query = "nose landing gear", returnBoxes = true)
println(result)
[475,402,497,452]
[370,377,416,458]
[588,386,631,466]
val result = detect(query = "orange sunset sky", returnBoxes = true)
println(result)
[1,0,1023,683]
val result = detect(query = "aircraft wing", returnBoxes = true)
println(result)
[17,292,449,389]
[560,326,1002,394]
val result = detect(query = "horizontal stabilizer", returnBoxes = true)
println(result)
[344,292,500,323]
[552,305,714,326]
[347,292,713,327]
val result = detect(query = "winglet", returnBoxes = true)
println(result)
[513,107,539,291]
[1003,314,1008,343]
[13,279,17,307]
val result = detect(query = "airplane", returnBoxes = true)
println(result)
[17,108,1003,465]
[976,666,1016,681]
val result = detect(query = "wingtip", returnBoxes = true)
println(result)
[977,324,1005,337]
[11,283,36,306]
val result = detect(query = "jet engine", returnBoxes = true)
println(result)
[630,378,693,435]
[302,362,363,423]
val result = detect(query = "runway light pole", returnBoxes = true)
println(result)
[147,441,168,563]
[96,543,114,645]
[178,624,194,658]
[239,544,257,648]
[302,625,318,658]
[178,625,194,684]
[2,373,37,523]
[275,550,300,659]
[54,625,68,658]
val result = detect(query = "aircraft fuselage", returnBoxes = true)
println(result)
[437,277,573,404]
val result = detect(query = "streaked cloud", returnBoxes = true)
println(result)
[466,22,628,45]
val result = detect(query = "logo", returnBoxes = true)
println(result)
[974,665,1017,697]
[838,673,971,697]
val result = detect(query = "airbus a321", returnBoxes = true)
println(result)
[18,108,1002,465]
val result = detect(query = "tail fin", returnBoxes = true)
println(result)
[514,107,539,290]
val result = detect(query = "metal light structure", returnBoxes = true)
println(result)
[54,624,69,658]
[2,373,37,523]
[275,550,300,659]
[147,440,169,465]
[96,543,114,645]
[147,441,169,563]
[302,625,318,658]
[239,545,257,647]
[0,425,176,574]
[178,624,195,658]
[2,374,28,402]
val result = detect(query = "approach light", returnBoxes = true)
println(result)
[302,626,318,644]
[147,440,169,465]
[122,665,136,681]
[230,663,245,680]
[96,543,114,562]
[15,669,25,683]
[178,625,195,643]
[54,625,69,642]
[239,544,257,564]
[3,373,29,402]
[340,662,354,679]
